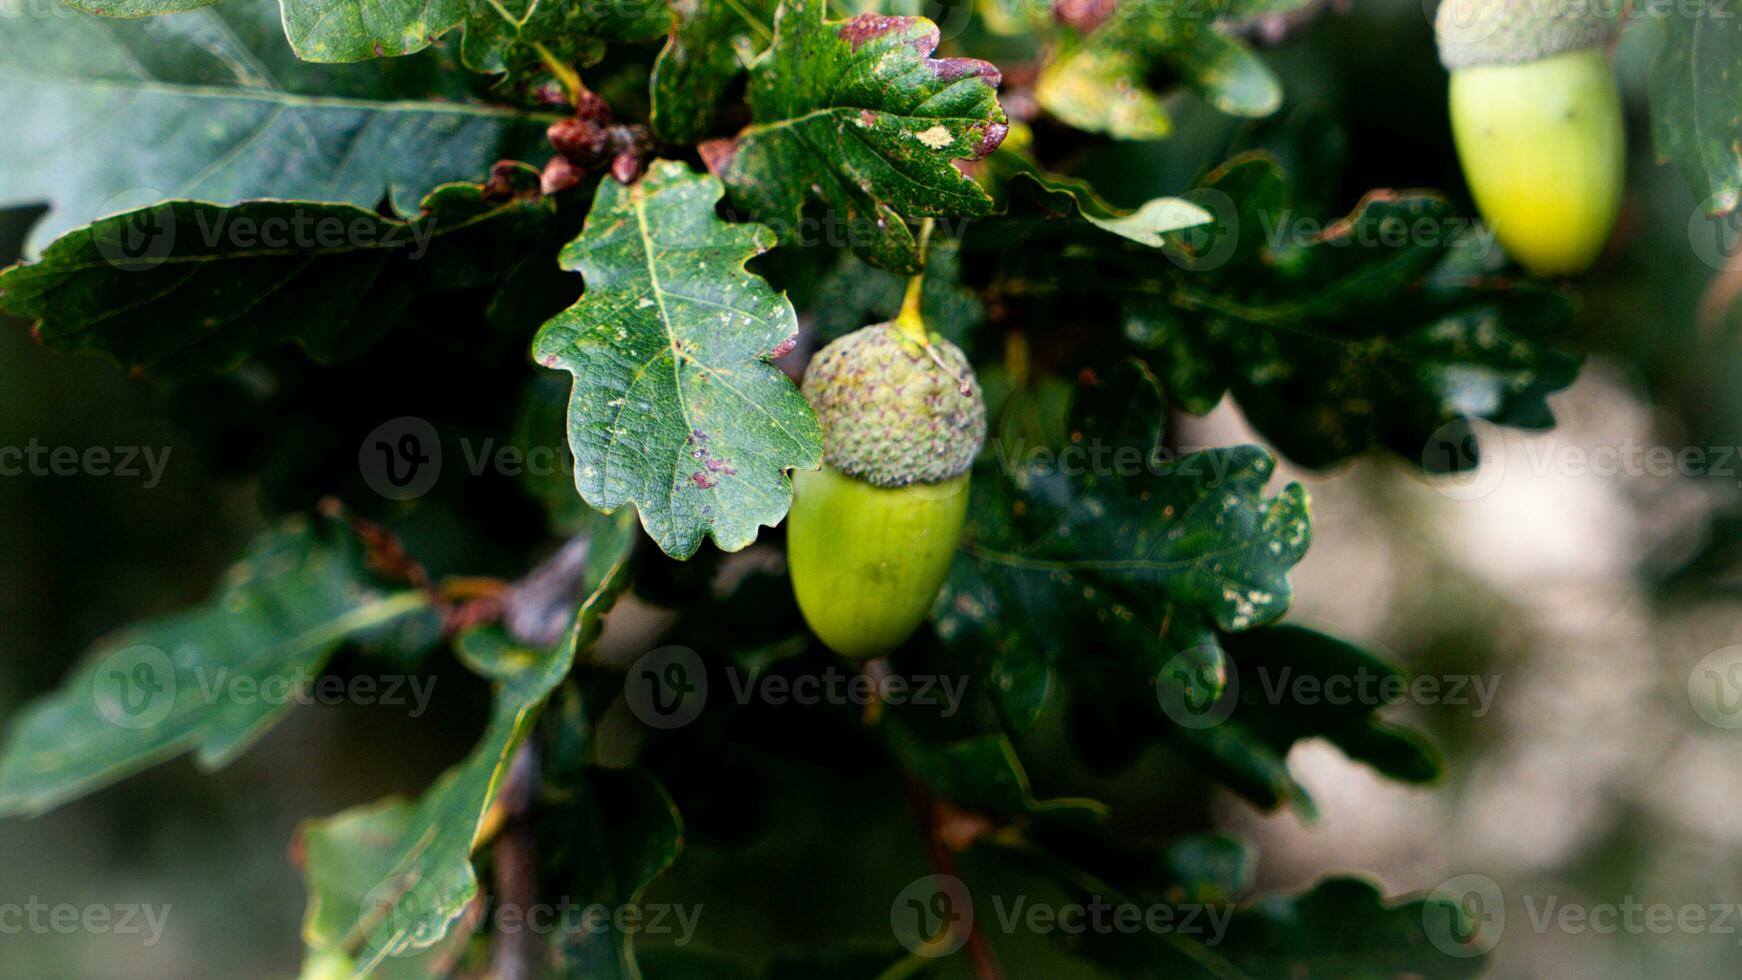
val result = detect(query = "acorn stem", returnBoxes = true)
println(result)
[895,218,936,345]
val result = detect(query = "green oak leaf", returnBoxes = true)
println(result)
[280,0,669,72]
[1171,625,1442,814]
[0,0,556,255]
[700,0,1010,273]
[0,516,433,818]
[1127,153,1581,469]
[987,145,1214,249]
[651,0,779,143]
[0,165,555,378]
[533,160,822,559]
[295,799,478,980]
[299,519,635,976]
[458,0,672,80]
[811,237,983,344]
[936,360,1312,733]
[299,629,570,975]
[1650,6,1742,215]
[883,717,1109,822]
[547,767,686,978]
[1037,0,1301,139]
[59,0,219,12]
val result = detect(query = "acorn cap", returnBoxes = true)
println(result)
[1435,0,1619,71]
[801,323,986,488]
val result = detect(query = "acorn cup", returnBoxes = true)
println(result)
[786,305,986,660]
[1435,0,1625,277]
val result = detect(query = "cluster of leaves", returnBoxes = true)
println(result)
[1,0,1738,976]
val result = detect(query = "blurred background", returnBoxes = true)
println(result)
[6,0,1742,976]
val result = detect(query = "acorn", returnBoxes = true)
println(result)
[786,303,986,660]
[1435,0,1624,276]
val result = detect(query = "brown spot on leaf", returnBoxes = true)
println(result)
[969,121,1009,159]
[931,58,1001,89]
[837,14,908,51]
[691,471,717,489]
[770,333,799,359]
[698,138,739,177]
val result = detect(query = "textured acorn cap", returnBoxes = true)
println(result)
[1435,0,1619,71]
[801,323,986,488]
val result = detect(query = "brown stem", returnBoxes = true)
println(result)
[904,782,1004,980]
[487,744,542,980]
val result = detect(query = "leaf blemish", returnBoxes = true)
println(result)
[837,14,907,51]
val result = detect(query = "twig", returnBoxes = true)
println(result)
[905,781,1004,980]
[488,744,543,980]
[503,534,598,649]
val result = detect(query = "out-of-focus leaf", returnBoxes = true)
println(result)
[297,522,634,977]
[937,360,1311,733]
[0,167,554,378]
[0,0,556,255]
[0,516,433,818]
[700,0,1009,273]
[812,238,984,344]
[532,160,822,559]
[1126,153,1581,468]
[1037,0,1302,139]
[548,767,685,978]
[883,717,1108,822]
[651,0,778,143]
[294,798,479,980]
[1171,625,1441,813]
[1651,7,1742,214]
[457,0,672,80]
[987,147,1214,249]
[298,627,570,974]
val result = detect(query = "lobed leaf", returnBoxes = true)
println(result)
[700,0,1009,273]
[1650,8,1742,215]
[0,516,434,818]
[0,166,556,378]
[532,160,822,558]
[0,0,555,255]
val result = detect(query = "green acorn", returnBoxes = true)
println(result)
[1436,0,1624,276]
[786,293,986,660]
